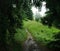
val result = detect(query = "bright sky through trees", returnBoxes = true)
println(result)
[39,1,46,16]
[31,1,47,17]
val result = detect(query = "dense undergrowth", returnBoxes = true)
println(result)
[23,20,60,50]
[11,20,60,51]
[10,28,27,51]
[14,28,27,44]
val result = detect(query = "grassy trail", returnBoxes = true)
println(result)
[23,20,60,44]
[23,29,50,51]
[23,29,40,51]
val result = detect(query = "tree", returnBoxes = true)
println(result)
[32,0,60,28]
[43,0,60,28]
[31,0,60,50]
[0,0,33,51]
[0,0,23,51]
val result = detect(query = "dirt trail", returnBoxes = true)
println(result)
[23,29,41,51]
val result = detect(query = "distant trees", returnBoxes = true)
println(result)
[41,11,53,28]
[41,0,60,28]
[32,0,60,28]
[20,0,33,20]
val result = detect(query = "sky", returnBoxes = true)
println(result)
[31,1,47,17]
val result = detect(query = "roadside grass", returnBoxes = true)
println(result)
[23,20,60,44]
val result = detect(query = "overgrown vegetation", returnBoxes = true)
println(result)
[14,28,27,44]
[12,28,27,51]
[24,20,60,50]
[0,0,32,51]
[0,0,60,51]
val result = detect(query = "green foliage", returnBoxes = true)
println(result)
[34,0,60,28]
[46,32,60,51]
[45,0,60,28]
[20,7,33,20]
[24,20,60,44]
[0,0,33,50]
[18,0,33,20]
[12,28,27,51]
[41,11,54,27]
[14,28,27,43]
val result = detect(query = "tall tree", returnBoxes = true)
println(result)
[0,0,33,51]
[0,0,22,51]
[41,0,60,28]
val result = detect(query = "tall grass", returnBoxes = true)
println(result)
[24,20,60,44]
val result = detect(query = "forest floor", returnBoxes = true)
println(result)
[23,20,60,51]
[23,29,40,51]
[14,20,60,51]
[23,29,49,51]
[23,20,60,43]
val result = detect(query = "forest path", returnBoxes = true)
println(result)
[23,29,41,51]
